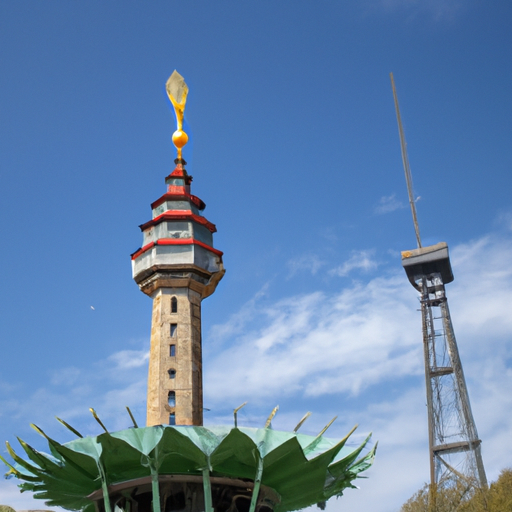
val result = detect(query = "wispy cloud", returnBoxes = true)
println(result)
[329,249,379,277]
[287,254,326,277]
[374,193,405,214]
[204,233,512,409]
[0,341,149,448]
[208,283,270,347]
[108,348,149,370]
[493,209,512,232]
[205,273,419,405]
[50,366,82,386]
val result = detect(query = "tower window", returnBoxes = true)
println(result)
[171,296,178,313]
[170,324,177,337]
[168,369,176,379]
[169,413,176,425]
[168,391,176,407]
[170,344,176,357]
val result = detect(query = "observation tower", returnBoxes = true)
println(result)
[131,71,225,427]
[2,71,375,512]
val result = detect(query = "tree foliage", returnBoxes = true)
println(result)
[400,469,512,512]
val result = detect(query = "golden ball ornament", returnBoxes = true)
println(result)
[172,129,189,148]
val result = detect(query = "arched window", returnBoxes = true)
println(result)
[168,391,176,407]
[171,296,178,313]
[168,369,176,379]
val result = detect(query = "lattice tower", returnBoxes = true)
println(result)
[402,246,487,490]
[391,72,487,493]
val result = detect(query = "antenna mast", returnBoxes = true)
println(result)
[390,72,422,248]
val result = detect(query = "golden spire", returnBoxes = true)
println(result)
[166,70,189,160]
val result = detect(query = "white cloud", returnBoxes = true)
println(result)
[329,249,379,276]
[0,343,149,442]
[50,366,82,386]
[374,193,405,214]
[287,254,326,277]
[494,210,512,232]
[0,479,64,510]
[204,272,419,406]
[107,348,150,370]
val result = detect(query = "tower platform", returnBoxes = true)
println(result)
[401,242,454,290]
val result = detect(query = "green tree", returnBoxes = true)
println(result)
[463,469,512,512]
[0,506,16,512]
[401,480,475,512]
[489,468,512,511]
[401,469,512,512]
[400,485,429,512]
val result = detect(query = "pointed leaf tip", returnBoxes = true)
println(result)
[55,416,83,438]
[30,423,49,439]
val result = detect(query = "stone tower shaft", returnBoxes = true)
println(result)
[132,161,224,427]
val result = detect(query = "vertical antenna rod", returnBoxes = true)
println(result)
[390,73,422,248]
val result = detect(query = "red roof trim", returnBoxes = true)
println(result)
[139,210,217,233]
[131,241,156,260]
[151,192,205,211]
[131,238,223,260]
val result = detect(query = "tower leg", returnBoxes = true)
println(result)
[419,273,487,494]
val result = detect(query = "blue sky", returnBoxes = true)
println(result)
[1,1,512,510]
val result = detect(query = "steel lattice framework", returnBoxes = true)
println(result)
[415,267,487,488]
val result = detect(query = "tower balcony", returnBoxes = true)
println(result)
[401,242,454,291]
[131,239,224,298]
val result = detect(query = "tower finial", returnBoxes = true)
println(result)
[166,70,189,160]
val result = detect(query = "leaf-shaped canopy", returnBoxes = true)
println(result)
[3,425,375,512]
